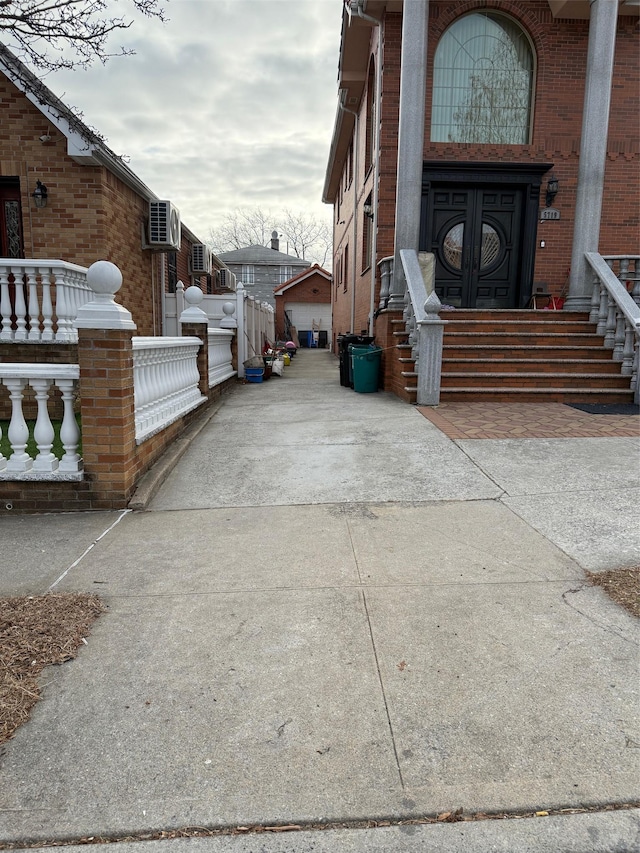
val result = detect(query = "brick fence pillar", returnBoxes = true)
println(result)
[180,285,210,397]
[74,261,138,508]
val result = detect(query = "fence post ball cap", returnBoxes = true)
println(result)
[185,285,204,306]
[222,301,235,316]
[87,261,123,296]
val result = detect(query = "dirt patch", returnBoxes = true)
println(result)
[586,566,640,619]
[0,593,104,745]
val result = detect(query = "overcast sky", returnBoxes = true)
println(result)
[46,0,343,242]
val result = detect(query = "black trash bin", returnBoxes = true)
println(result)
[338,334,374,387]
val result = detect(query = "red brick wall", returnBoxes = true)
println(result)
[327,2,639,318]
[0,73,200,336]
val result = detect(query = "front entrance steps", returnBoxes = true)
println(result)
[395,310,635,404]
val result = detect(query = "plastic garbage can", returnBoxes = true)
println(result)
[339,334,373,387]
[351,345,382,393]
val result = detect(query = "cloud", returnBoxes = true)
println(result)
[47,0,342,240]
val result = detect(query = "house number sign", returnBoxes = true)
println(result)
[540,208,561,220]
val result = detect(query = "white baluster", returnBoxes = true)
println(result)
[4,377,32,472]
[40,267,54,341]
[54,269,71,341]
[0,265,12,341]
[30,377,58,472]
[589,274,601,324]
[12,269,27,341]
[621,326,635,376]
[26,266,41,341]
[57,378,82,472]
[631,343,638,393]
[603,296,616,349]
[595,286,608,337]
[612,313,625,362]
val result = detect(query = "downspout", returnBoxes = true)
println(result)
[369,19,383,336]
[345,0,382,335]
[338,90,359,334]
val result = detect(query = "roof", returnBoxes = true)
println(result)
[273,264,332,295]
[217,244,311,266]
[0,42,158,201]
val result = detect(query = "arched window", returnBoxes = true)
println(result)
[431,12,534,145]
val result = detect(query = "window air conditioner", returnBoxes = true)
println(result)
[148,200,181,250]
[219,268,237,291]
[191,243,212,275]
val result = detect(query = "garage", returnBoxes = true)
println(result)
[274,265,333,348]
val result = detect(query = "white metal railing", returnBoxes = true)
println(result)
[133,337,206,443]
[207,328,236,387]
[586,252,640,404]
[0,259,92,343]
[0,363,82,479]
[400,250,446,405]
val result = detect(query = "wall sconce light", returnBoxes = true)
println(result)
[32,180,48,208]
[545,175,559,207]
[363,203,374,220]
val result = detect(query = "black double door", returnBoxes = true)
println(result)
[424,185,525,309]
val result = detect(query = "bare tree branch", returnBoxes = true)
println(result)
[0,0,166,71]
[209,207,332,269]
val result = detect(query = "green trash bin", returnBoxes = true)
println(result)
[351,345,382,393]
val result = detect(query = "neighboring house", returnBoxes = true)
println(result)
[323,0,639,403]
[274,264,333,347]
[0,43,225,336]
[218,232,310,308]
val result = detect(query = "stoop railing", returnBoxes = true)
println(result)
[587,252,640,404]
[0,259,92,343]
[399,249,446,406]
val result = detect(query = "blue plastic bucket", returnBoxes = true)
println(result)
[245,367,264,383]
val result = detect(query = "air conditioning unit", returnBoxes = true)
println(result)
[190,243,212,275]
[148,200,181,250]
[219,268,237,291]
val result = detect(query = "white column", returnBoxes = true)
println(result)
[389,0,429,310]
[565,0,618,310]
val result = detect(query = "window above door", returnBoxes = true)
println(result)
[431,11,535,145]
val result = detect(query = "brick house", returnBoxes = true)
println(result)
[218,232,311,309]
[273,264,333,347]
[323,0,639,403]
[0,43,220,336]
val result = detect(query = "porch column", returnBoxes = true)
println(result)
[565,0,618,310]
[388,0,429,311]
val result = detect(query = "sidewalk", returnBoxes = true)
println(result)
[1,347,638,851]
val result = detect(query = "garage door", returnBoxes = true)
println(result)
[284,302,332,334]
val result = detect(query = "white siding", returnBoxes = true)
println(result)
[284,302,332,332]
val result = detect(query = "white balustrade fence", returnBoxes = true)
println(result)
[587,252,640,403]
[602,256,640,307]
[207,329,236,387]
[239,287,275,376]
[133,337,206,443]
[0,259,92,343]
[0,363,82,479]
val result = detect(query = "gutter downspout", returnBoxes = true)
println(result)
[368,18,383,336]
[338,90,359,334]
[346,0,382,335]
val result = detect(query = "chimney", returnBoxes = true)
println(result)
[271,230,279,251]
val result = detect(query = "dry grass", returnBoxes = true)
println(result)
[0,593,104,745]
[587,566,640,619]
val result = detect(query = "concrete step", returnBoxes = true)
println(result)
[443,345,615,360]
[443,332,605,347]
[440,372,632,390]
[439,387,635,403]
[442,358,622,375]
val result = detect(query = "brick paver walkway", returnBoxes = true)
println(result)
[418,402,640,439]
